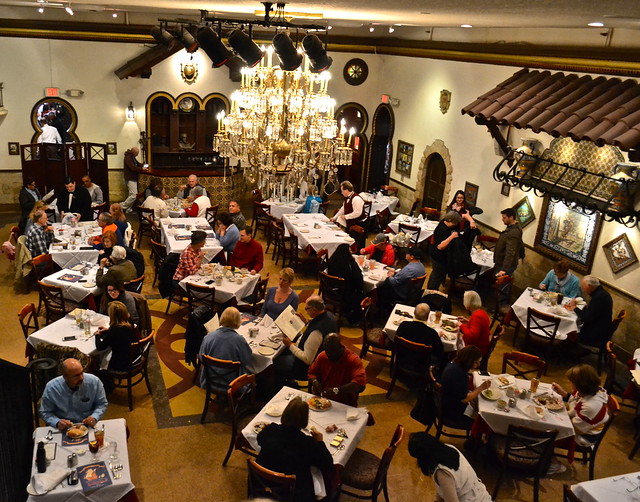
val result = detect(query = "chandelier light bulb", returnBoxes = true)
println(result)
[65,4,74,15]
[369,24,374,32]
[112,12,117,18]
[389,26,395,33]
[38,6,44,13]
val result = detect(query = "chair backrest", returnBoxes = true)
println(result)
[18,303,40,339]
[584,394,619,455]
[251,189,263,202]
[394,336,432,374]
[32,253,55,280]
[501,350,546,379]
[128,291,152,337]
[186,282,217,313]
[37,281,66,322]
[376,208,392,232]
[419,207,441,221]
[493,274,513,312]
[202,354,242,387]
[136,206,155,224]
[128,330,154,372]
[254,201,271,218]
[9,225,21,245]
[150,239,167,271]
[419,291,453,315]
[406,273,427,306]
[397,223,421,246]
[205,204,220,225]
[371,424,405,494]
[477,235,498,251]
[362,200,373,220]
[503,425,558,477]
[252,274,270,304]
[348,225,365,252]
[247,458,296,502]
[319,271,347,303]
[526,307,561,341]
[92,201,108,220]
[124,274,145,294]
[480,324,504,371]
[603,340,617,393]
[380,185,399,196]
[34,341,91,370]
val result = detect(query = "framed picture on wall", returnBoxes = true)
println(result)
[602,233,638,273]
[464,182,479,207]
[106,142,117,155]
[501,183,510,196]
[534,196,602,274]
[8,142,19,155]
[395,140,414,176]
[513,196,535,228]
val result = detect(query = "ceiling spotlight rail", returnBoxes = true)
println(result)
[494,148,640,227]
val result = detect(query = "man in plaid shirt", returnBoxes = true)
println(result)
[173,230,207,290]
[26,209,54,258]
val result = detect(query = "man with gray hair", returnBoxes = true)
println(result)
[427,211,462,290]
[177,174,207,199]
[276,295,338,382]
[96,245,137,287]
[184,185,211,218]
[396,303,446,373]
[26,209,54,258]
[566,275,613,347]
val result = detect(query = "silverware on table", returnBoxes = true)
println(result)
[331,444,345,455]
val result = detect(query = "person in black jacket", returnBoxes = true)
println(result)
[256,397,333,502]
[566,275,613,347]
[427,211,462,290]
[19,177,42,233]
[396,303,446,374]
[95,301,139,371]
[56,177,93,222]
[323,243,364,323]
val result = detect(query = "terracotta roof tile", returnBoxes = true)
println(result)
[462,69,640,151]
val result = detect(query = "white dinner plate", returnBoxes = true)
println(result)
[83,282,96,288]
[265,404,284,417]
[259,347,275,356]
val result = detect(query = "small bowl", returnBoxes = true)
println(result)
[496,399,508,410]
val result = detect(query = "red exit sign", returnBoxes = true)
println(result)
[44,87,59,97]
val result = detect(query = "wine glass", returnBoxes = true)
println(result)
[89,439,100,461]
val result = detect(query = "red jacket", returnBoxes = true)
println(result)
[459,309,491,355]
[361,243,395,266]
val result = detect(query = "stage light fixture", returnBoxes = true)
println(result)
[302,34,332,72]
[272,32,303,70]
[196,26,232,68]
[150,26,174,46]
[176,26,198,53]
[228,29,264,67]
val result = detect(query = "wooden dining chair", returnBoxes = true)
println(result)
[149,239,167,287]
[37,281,67,325]
[419,207,441,221]
[201,355,242,423]
[18,303,39,360]
[501,350,546,380]
[134,206,155,249]
[431,379,472,440]
[339,424,405,502]
[359,296,391,360]
[397,222,421,247]
[406,273,427,306]
[375,208,392,234]
[92,201,108,220]
[124,274,145,294]
[407,198,421,217]
[524,307,561,367]
[222,373,256,466]
[489,274,521,341]
[237,273,270,316]
[252,201,271,238]
[380,185,398,196]
[386,337,432,399]
[319,271,347,324]
[490,425,558,502]
[480,324,504,372]
[247,458,296,502]
[32,253,56,281]
[205,204,219,226]
[477,234,498,251]
[186,282,217,315]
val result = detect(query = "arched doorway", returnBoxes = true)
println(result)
[335,102,369,190]
[365,104,394,191]
[422,153,447,209]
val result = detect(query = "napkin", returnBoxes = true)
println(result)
[346,408,362,421]
[29,467,69,495]
[259,315,274,328]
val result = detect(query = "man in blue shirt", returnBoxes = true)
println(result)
[377,247,426,310]
[40,358,108,430]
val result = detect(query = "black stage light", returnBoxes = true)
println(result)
[302,34,332,72]
[197,27,232,67]
[228,29,264,67]
[272,32,303,70]
[176,26,198,53]
[150,26,174,47]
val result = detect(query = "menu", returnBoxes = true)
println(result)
[58,274,83,283]
[274,305,305,340]
[78,461,112,491]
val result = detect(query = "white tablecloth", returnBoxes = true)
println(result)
[242,386,369,468]
[573,472,640,502]
[470,248,495,275]
[28,418,134,502]
[473,373,575,440]
[359,192,399,215]
[178,272,259,306]
[387,215,438,243]
[159,217,222,259]
[42,266,100,303]
[511,289,579,341]
[354,257,389,293]
[282,213,353,257]
[383,304,459,352]
[28,313,109,358]
[236,317,286,374]
[263,199,305,220]
[49,222,101,268]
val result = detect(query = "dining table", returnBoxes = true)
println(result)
[470,247,495,274]
[572,471,640,502]
[27,418,135,502]
[359,192,399,215]
[353,257,390,293]
[178,268,260,306]
[242,385,369,497]
[166,197,187,218]
[49,222,102,269]
[262,198,305,220]
[387,214,438,243]
[472,372,575,440]
[383,304,460,352]
[236,315,287,374]
[41,264,101,308]
[511,288,580,341]
[159,217,223,260]
[282,213,354,257]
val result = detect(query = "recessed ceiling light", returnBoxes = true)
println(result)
[588,22,604,27]
[461,24,473,28]
[65,4,73,15]
[38,6,44,12]
[389,25,395,33]
[369,24,374,32]
[112,11,117,17]
[327,25,332,30]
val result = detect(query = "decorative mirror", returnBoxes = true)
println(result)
[30,97,79,144]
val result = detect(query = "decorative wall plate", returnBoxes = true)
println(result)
[179,97,195,112]
[343,58,368,86]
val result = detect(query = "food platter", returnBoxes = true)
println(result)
[442,325,458,332]
[308,397,332,411]
[253,421,269,434]
[492,374,515,388]
[66,424,88,438]
[518,402,547,419]
[534,395,565,411]
[481,388,503,401]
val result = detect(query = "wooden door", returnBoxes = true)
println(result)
[422,153,446,210]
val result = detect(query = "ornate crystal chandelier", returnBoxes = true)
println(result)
[214,48,354,200]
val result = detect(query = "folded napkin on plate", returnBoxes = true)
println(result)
[548,306,570,317]
[259,315,274,328]
[29,467,69,495]
[259,339,280,349]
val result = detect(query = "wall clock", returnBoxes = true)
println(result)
[179,97,195,112]
[343,58,368,86]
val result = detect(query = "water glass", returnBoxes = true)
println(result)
[109,441,119,460]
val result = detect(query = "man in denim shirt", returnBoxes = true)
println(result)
[377,247,426,310]
[40,358,108,430]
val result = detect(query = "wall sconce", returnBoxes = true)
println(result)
[0,83,7,116]
[126,102,135,121]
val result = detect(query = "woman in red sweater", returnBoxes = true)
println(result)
[458,290,490,355]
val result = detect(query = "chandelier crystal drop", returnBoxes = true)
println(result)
[213,53,353,200]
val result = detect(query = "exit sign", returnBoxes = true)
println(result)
[44,87,59,97]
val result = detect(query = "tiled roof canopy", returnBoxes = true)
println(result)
[462,68,640,151]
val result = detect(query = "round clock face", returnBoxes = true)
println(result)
[343,58,369,86]
[179,97,194,112]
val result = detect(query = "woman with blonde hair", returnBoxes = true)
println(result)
[260,267,299,319]
[95,300,139,371]
[458,290,491,355]
[110,203,132,246]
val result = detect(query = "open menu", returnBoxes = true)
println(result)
[77,461,112,491]
[274,305,305,340]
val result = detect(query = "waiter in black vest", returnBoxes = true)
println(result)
[330,180,365,229]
